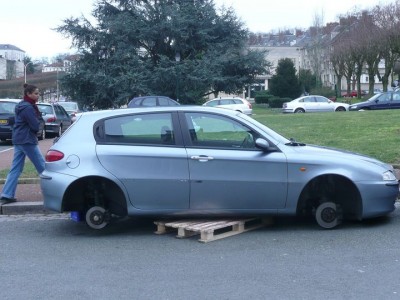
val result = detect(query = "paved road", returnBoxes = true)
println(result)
[1,206,400,300]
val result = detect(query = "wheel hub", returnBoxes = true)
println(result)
[321,207,336,223]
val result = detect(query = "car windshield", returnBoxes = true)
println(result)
[0,102,17,114]
[59,102,78,111]
[237,114,291,145]
[367,94,382,102]
[38,105,53,114]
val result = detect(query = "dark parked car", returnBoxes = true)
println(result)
[127,96,179,107]
[41,106,398,230]
[37,102,72,137]
[0,99,45,142]
[349,92,400,111]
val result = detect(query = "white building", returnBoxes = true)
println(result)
[0,44,25,80]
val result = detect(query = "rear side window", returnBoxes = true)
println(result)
[141,97,157,107]
[100,113,175,145]
[38,105,53,114]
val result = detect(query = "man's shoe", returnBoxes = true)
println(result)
[0,197,17,205]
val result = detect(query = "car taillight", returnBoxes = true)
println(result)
[47,117,56,122]
[46,150,64,162]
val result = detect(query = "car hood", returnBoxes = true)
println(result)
[288,144,391,169]
[349,100,372,107]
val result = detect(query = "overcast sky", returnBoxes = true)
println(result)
[0,0,394,59]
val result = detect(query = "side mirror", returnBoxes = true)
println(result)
[255,138,271,150]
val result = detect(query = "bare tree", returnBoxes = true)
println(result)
[373,1,400,91]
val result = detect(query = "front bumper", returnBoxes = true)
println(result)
[357,180,399,218]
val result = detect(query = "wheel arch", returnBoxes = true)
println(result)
[296,173,363,220]
[61,175,128,217]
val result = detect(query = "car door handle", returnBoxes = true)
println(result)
[191,155,214,162]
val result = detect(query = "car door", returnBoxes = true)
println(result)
[390,92,400,109]
[372,93,390,109]
[181,112,288,210]
[315,96,334,112]
[302,96,318,112]
[95,112,190,210]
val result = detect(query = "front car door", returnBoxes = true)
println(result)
[315,96,334,112]
[302,96,318,112]
[371,92,390,109]
[181,111,288,211]
[95,112,190,210]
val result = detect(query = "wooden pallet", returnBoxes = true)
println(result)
[154,218,273,243]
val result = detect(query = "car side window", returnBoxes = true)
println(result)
[304,97,315,103]
[102,113,175,145]
[54,106,62,117]
[316,97,328,103]
[184,112,258,149]
[58,106,69,118]
[393,93,400,101]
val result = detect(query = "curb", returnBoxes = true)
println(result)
[0,201,50,215]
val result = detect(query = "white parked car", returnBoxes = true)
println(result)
[282,95,349,113]
[203,97,252,115]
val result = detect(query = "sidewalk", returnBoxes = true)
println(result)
[0,138,54,215]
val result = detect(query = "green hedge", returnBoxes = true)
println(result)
[254,90,273,104]
[269,97,291,108]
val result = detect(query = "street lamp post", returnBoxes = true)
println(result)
[175,52,181,102]
[24,61,33,83]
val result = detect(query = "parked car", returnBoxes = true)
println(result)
[41,106,398,230]
[57,101,81,122]
[349,92,400,111]
[342,90,367,97]
[202,97,252,115]
[0,99,45,142]
[37,103,72,137]
[127,96,179,107]
[282,95,349,113]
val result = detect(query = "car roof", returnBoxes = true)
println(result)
[79,106,239,121]
[209,97,245,100]
[0,99,20,103]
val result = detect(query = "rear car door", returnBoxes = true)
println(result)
[95,111,190,210]
[390,92,400,109]
[181,111,288,210]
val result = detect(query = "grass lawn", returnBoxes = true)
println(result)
[1,105,399,179]
[252,105,400,165]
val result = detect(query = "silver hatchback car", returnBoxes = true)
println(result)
[41,106,398,229]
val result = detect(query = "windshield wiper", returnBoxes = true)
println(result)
[285,138,306,146]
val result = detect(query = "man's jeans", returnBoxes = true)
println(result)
[1,144,45,199]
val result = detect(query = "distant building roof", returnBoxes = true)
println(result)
[0,44,25,52]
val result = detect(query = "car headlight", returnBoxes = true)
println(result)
[350,105,357,109]
[382,170,397,181]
